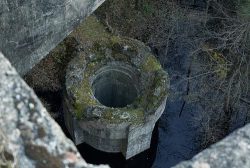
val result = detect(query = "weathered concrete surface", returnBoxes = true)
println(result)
[63,32,169,159]
[0,0,105,75]
[174,124,250,168]
[0,52,108,168]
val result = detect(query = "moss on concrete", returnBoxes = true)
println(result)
[133,71,168,113]
[141,54,162,72]
[71,62,99,119]
[70,15,110,48]
[66,16,168,125]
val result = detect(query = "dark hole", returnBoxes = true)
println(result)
[92,70,138,108]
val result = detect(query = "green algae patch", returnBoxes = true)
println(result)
[141,55,162,72]
[125,108,145,125]
[70,16,111,47]
[134,72,168,113]
[110,36,122,45]
[71,81,97,119]
[70,62,100,119]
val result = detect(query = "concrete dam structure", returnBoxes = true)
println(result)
[63,36,169,159]
[0,0,250,167]
[0,0,105,75]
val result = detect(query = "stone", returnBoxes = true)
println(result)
[0,52,108,168]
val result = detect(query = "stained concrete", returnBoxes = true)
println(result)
[0,0,105,75]
[63,36,170,159]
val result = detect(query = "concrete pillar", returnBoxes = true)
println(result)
[63,36,169,159]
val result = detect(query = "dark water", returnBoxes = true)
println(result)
[36,90,159,168]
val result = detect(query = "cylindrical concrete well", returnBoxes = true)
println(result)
[63,36,169,159]
[92,65,139,108]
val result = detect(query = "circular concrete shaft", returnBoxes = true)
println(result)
[92,67,138,108]
[63,36,169,159]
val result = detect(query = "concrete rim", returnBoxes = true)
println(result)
[65,37,169,125]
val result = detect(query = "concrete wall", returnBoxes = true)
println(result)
[0,0,105,75]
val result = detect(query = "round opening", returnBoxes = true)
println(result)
[92,69,138,108]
